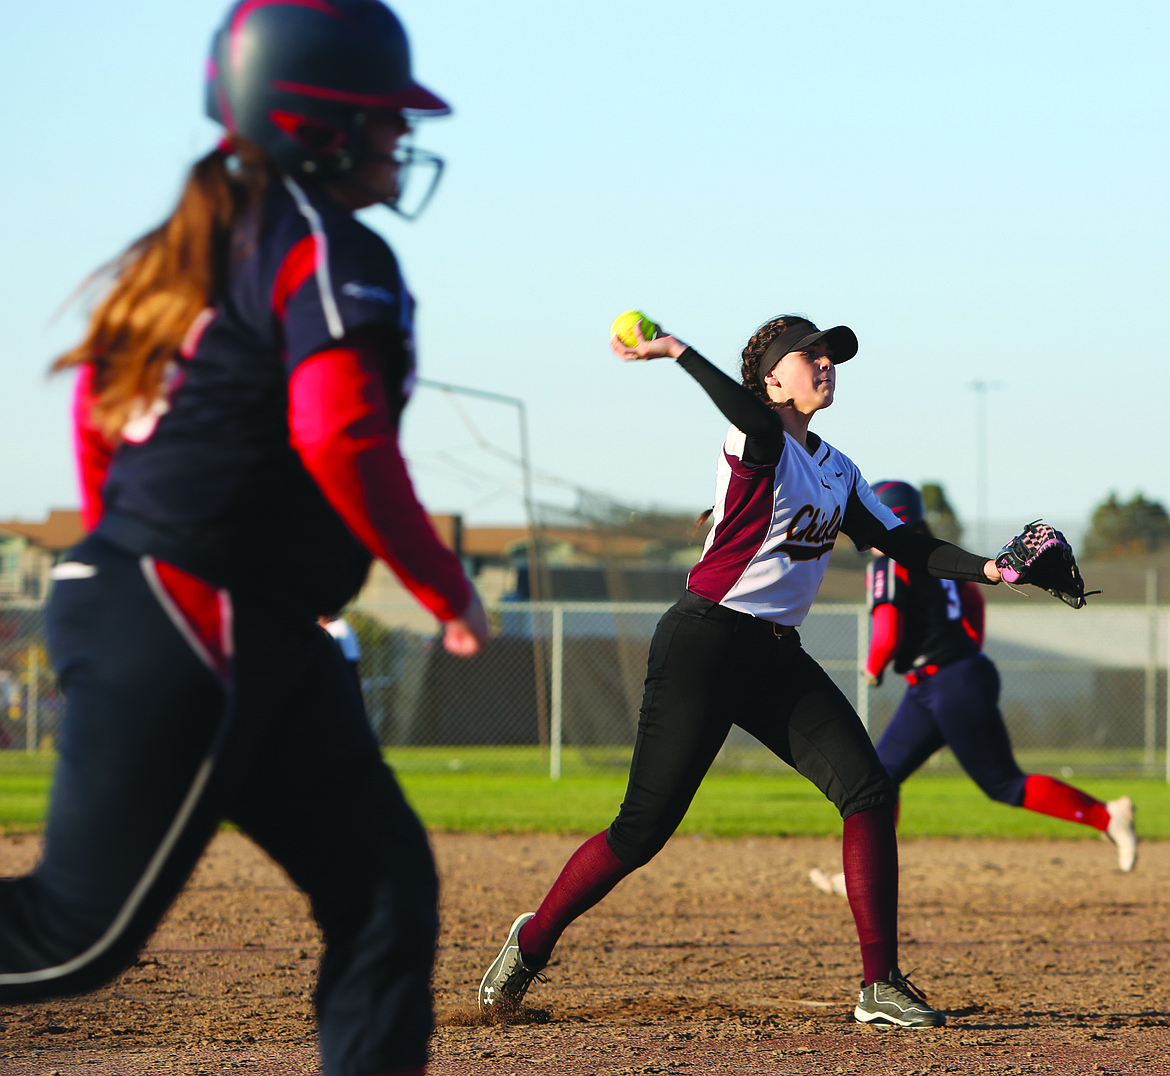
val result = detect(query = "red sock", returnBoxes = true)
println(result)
[842,803,899,985]
[1022,774,1109,830]
[518,831,631,965]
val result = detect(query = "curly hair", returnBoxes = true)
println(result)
[738,315,813,404]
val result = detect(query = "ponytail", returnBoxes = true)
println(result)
[54,138,274,440]
[691,507,714,541]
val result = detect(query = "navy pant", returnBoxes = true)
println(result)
[606,592,896,866]
[0,536,437,1076]
[875,652,1028,806]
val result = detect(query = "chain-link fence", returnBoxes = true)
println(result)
[0,601,59,753]
[348,598,1169,779]
[4,596,1168,779]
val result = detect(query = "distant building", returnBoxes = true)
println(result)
[4,507,1164,613]
[0,511,85,601]
[354,513,704,634]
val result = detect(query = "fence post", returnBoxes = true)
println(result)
[26,643,39,754]
[856,607,869,732]
[550,604,563,780]
[1165,606,1170,787]
[1145,570,1158,772]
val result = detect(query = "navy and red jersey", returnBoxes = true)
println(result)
[866,555,982,677]
[75,175,469,620]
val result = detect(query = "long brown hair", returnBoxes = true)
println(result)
[54,138,274,439]
[738,314,814,405]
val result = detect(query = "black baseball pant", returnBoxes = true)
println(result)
[0,535,437,1076]
[606,591,896,867]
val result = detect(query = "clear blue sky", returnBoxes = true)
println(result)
[2,0,1166,549]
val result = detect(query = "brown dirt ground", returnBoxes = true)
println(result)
[0,829,1167,1075]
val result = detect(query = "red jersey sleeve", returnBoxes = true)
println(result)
[867,602,903,678]
[287,335,471,622]
[72,365,114,531]
[959,580,986,647]
[865,556,904,677]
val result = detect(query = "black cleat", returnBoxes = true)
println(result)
[854,969,946,1028]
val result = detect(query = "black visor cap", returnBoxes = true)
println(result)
[757,322,858,388]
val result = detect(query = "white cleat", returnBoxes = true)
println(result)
[478,912,544,1010]
[1105,796,1138,872]
[809,868,848,897]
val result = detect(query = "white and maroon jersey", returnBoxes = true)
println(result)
[687,425,902,625]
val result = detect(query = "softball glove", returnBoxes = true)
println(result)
[995,521,1094,609]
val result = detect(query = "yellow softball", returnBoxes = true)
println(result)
[610,310,659,347]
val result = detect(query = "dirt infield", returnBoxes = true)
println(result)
[0,828,1167,1075]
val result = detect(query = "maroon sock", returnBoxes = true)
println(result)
[518,831,632,965]
[842,803,899,985]
[1022,774,1109,830]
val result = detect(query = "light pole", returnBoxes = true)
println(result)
[415,378,541,596]
[970,379,1004,552]
[415,378,551,746]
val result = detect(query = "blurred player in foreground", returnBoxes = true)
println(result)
[0,3,487,1075]
[481,315,1011,1029]
[809,481,1136,900]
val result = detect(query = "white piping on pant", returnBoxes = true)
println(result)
[0,755,215,986]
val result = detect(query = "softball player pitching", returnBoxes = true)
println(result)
[0,4,487,1075]
[479,316,1011,1028]
[810,481,1136,899]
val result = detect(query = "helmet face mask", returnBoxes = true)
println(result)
[364,141,445,220]
[205,0,450,215]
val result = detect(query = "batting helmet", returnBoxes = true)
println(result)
[205,0,449,213]
[872,480,925,528]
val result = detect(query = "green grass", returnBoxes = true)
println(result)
[0,753,57,829]
[395,768,1170,839]
[3,748,1168,840]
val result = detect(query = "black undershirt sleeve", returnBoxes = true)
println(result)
[922,540,993,582]
[880,527,990,583]
[846,494,992,584]
[675,347,786,465]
